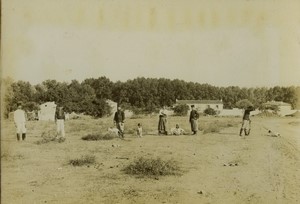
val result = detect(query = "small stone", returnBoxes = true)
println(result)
[198,191,203,194]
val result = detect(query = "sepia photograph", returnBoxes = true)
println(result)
[1,0,300,203]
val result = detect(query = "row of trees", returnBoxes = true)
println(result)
[3,76,300,118]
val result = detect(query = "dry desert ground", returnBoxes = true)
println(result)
[1,116,300,204]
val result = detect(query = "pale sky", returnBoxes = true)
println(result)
[2,0,300,87]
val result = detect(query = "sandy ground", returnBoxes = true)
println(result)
[1,117,300,204]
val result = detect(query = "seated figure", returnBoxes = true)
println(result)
[170,124,185,135]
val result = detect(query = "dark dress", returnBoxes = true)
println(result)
[158,110,167,135]
[114,110,125,137]
[189,109,199,134]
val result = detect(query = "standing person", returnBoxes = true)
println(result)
[158,107,167,135]
[55,104,66,138]
[14,102,27,141]
[137,123,143,138]
[239,106,254,136]
[114,106,125,139]
[189,105,199,135]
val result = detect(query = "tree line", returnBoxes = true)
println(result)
[3,76,300,118]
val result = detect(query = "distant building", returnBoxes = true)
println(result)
[38,102,57,121]
[175,99,224,113]
[106,100,134,118]
[263,101,293,116]
[218,108,260,117]
[106,99,118,116]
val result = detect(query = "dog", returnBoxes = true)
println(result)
[268,130,280,137]
[108,127,120,137]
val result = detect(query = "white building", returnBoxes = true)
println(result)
[263,101,294,116]
[106,99,118,116]
[175,99,223,114]
[38,102,57,121]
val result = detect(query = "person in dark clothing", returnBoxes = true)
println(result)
[158,107,168,135]
[55,105,66,138]
[114,106,125,138]
[239,106,254,136]
[189,105,199,135]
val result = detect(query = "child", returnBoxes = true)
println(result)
[170,124,185,135]
[137,123,143,138]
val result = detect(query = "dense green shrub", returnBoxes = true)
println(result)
[204,107,217,116]
[123,157,181,177]
[173,104,189,116]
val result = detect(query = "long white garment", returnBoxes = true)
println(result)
[14,109,26,134]
[56,119,65,137]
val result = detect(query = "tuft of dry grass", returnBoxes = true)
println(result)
[202,119,239,134]
[203,123,220,134]
[288,121,300,126]
[69,155,96,166]
[35,130,66,144]
[124,128,135,134]
[1,152,25,161]
[256,111,278,117]
[81,132,115,141]
[123,157,181,177]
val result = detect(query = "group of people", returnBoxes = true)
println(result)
[13,102,66,141]
[157,104,255,137]
[13,102,254,141]
[113,106,142,138]
[157,104,200,136]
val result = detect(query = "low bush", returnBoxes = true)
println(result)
[203,123,220,134]
[124,128,135,134]
[35,130,66,144]
[82,132,115,141]
[123,157,181,177]
[256,111,278,117]
[1,152,25,161]
[201,120,239,134]
[204,107,217,116]
[69,155,96,166]
[173,104,189,116]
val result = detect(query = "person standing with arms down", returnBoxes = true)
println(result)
[114,106,125,139]
[137,123,143,138]
[239,106,254,136]
[158,107,168,135]
[14,102,27,141]
[55,104,66,138]
[189,105,199,135]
